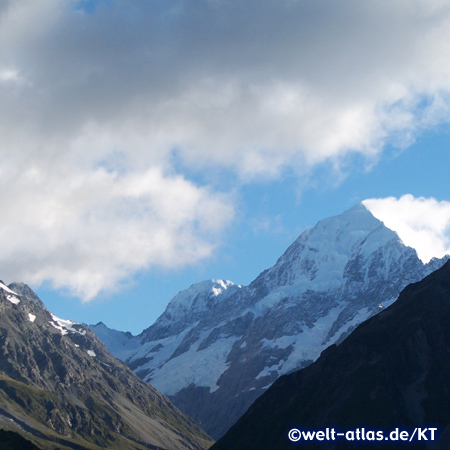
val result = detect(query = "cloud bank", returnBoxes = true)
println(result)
[364,195,450,263]
[2,0,450,297]
[0,166,233,299]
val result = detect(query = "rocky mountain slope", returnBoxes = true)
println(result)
[0,282,213,450]
[93,203,448,439]
[211,259,450,450]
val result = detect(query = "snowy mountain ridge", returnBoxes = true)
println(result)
[92,203,449,439]
[155,279,240,331]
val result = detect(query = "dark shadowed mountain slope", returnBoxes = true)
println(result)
[211,260,450,450]
[0,282,213,450]
[93,203,448,439]
[0,429,41,450]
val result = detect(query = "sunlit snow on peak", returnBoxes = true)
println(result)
[155,279,240,327]
[211,279,235,297]
[168,279,236,310]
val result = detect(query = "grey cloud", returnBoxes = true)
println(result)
[2,0,450,297]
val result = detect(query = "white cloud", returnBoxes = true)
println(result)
[363,195,450,263]
[0,166,233,300]
[2,1,450,297]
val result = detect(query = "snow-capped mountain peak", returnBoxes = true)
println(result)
[94,203,449,439]
[245,203,407,315]
[270,203,399,277]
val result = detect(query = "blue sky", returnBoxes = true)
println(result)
[3,0,450,333]
[37,127,450,333]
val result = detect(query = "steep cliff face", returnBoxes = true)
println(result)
[0,282,213,450]
[94,204,448,439]
[212,260,450,450]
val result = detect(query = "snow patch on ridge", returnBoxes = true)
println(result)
[6,295,20,305]
[0,282,19,296]
[0,282,21,304]
[50,314,86,336]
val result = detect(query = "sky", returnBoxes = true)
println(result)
[3,0,450,333]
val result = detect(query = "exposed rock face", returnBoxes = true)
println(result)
[0,282,213,450]
[93,204,448,439]
[211,260,450,450]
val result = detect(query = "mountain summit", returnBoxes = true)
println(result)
[93,203,448,439]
